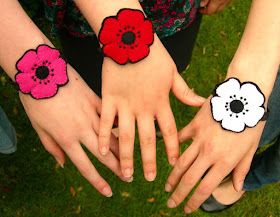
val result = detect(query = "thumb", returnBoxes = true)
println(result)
[232,147,257,192]
[171,72,206,107]
[200,0,210,7]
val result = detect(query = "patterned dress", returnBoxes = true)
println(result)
[44,0,200,38]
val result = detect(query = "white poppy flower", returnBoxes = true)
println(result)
[210,78,266,133]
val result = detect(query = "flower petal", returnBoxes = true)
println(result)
[211,96,227,121]
[221,115,246,132]
[117,9,145,29]
[239,83,265,107]
[49,58,68,85]
[16,50,38,73]
[37,45,60,63]
[244,106,265,127]
[15,72,37,94]
[216,78,241,99]
[127,43,149,63]
[138,20,154,45]
[31,81,58,99]
[103,42,129,64]
[99,17,121,45]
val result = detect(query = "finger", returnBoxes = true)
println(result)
[156,106,179,166]
[80,132,132,183]
[171,72,206,107]
[165,143,199,192]
[178,121,196,143]
[137,115,157,181]
[36,128,65,167]
[92,112,120,159]
[200,0,210,7]
[184,164,233,214]
[167,156,210,208]
[99,100,117,155]
[199,1,219,15]
[64,142,113,197]
[232,146,257,192]
[118,110,135,178]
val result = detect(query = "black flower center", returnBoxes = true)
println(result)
[230,100,244,113]
[36,66,49,80]
[121,31,136,45]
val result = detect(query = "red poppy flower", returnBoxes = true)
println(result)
[98,8,154,65]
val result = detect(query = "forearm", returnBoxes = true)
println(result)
[0,0,52,80]
[73,0,142,34]
[228,0,280,98]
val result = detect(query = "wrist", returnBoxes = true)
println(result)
[227,58,278,99]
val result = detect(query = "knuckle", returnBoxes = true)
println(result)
[119,134,134,145]
[238,167,250,177]
[177,157,187,170]
[181,174,195,186]
[162,126,177,138]
[79,167,92,178]
[196,184,211,196]
[141,136,155,147]
[187,198,200,211]
[202,142,215,155]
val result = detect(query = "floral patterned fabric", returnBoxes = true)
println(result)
[44,0,201,39]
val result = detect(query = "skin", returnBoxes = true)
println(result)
[0,0,133,197]
[199,0,234,15]
[166,0,280,213]
[74,0,206,181]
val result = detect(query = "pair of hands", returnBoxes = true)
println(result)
[18,36,203,197]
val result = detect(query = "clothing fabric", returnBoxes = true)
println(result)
[243,67,280,191]
[44,0,201,38]
[0,107,17,154]
[59,12,202,97]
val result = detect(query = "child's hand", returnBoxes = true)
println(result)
[20,65,131,197]
[98,36,205,181]
[165,97,265,213]
[199,0,233,15]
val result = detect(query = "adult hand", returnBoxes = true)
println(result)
[165,96,265,213]
[20,65,132,197]
[199,0,233,15]
[98,36,206,181]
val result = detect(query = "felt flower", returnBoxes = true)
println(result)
[98,8,154,65]
[15,45,68,99]
[210,78,266,133]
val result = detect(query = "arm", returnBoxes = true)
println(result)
[0,0,132,196]
[73,0,205,181]
[166,0,280,213]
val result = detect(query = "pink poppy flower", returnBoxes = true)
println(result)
[15,45,68,99]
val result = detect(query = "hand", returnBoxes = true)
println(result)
[20,65,131,197]
[98,36,205,181]
[165,96,265,213]
[199,0,233,15]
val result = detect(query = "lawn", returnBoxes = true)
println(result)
[0,0,279,216]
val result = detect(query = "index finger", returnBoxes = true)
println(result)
[64,142,113,197]
[184,164,232,213]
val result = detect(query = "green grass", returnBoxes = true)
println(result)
[0,0,279,216]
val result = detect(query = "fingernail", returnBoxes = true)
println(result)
[167,198,176,208]
[124,176,134,183]
[165,183,172,192]
[123,168,132,178]
[146,172,156,182]
[102,187,113,197]
[55,157,64,168]
[184,206,192,214]
[170,158,177,166]
[238,181,244,192]
[101,146,107,155]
